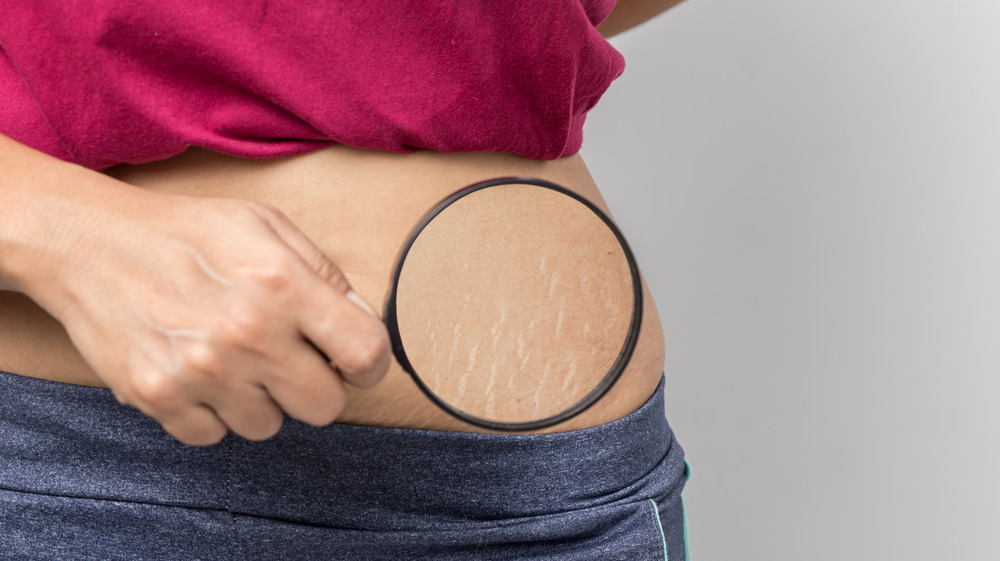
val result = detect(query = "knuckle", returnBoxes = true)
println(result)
[217,308,266,349]
[129,371,183,410]
[177,340,226,379]
[248,261,296,295]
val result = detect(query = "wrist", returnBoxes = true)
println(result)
[0,134,131,303]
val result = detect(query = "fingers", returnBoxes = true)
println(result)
[114,357,286,444]
[297,282,391,390]
[261,339,350,426]
[203,383,286,441]
[111,272,384,445]
[112,366,232,446]
[123,276,384,445]
[116,344,340,444]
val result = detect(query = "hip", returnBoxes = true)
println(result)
[0,145,666,432]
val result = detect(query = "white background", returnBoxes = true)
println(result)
[583,1,1000,559]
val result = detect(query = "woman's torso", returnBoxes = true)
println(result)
[0,146,665,433]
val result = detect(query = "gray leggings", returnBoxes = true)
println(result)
[0,370,688,560]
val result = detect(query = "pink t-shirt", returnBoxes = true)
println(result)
[0,1,624,171]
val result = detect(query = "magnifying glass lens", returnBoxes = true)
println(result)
[388,179,640,430]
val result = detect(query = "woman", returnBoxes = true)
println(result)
[0,1,688,559]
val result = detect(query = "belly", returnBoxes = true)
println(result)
[0,146,665,432]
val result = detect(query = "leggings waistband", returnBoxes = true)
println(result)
[0,370,685,530]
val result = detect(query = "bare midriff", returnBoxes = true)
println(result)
[0,145,665,433]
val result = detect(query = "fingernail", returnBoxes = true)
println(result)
[346,290,380,318]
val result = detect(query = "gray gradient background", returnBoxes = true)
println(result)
[582,1,1000,560]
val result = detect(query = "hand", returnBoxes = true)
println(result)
[18,184,390,446]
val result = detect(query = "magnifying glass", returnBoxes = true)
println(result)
[384,177,642,431]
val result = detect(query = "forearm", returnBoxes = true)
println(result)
[598,0,686,38]
[0,133,106,294]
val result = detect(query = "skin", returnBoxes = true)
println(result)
[599,0,687,38]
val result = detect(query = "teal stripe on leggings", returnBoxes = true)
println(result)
[683,460,691,560]
[647,499,668,560]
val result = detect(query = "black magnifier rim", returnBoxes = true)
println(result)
[383,177,643,432]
